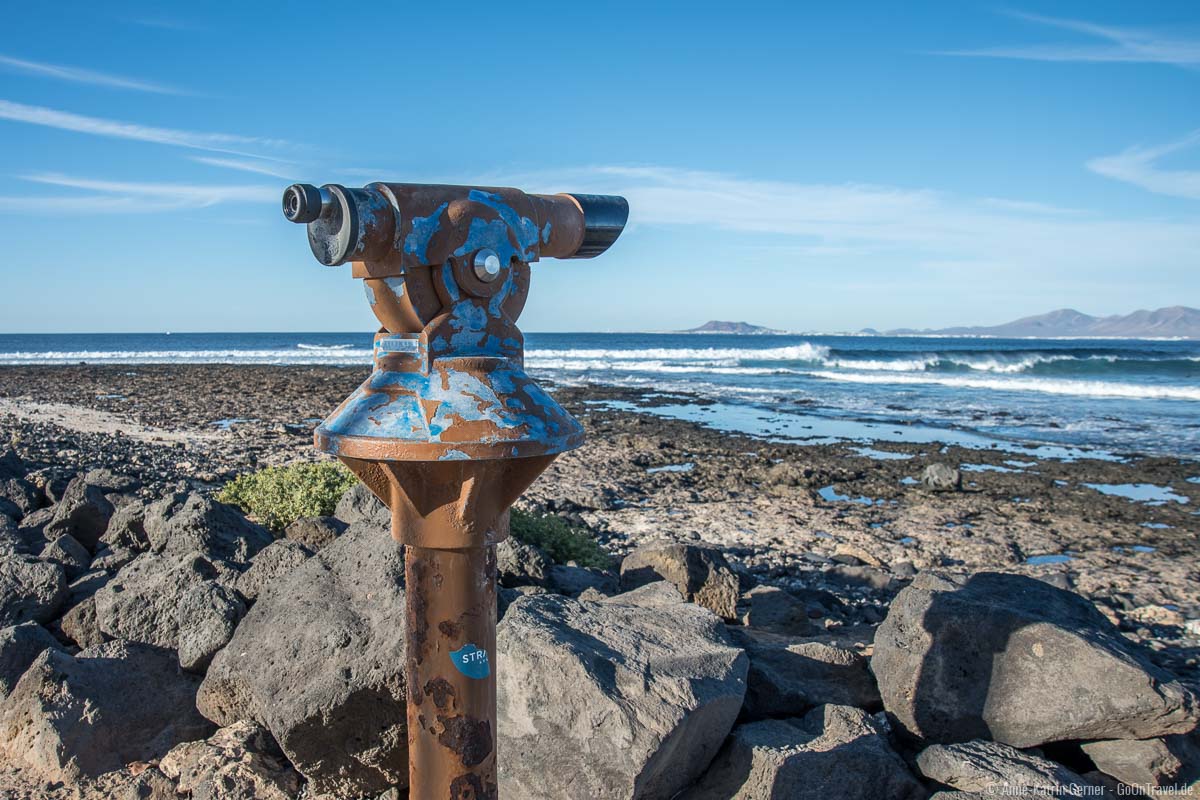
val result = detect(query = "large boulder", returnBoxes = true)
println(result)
[42,469,136,550]
[101,500,150,552]
[682,706,925,800]
[1082,735,1200,791]
[15,507,53,547]
[0,622,62,701]
[738,585,812,635]
[0,476,39,519]
[732,628,880,718]
[619,541,741,620]
[39,533,91,580]
[0,450,34,512]
[23,465,73,506]
[283,515,345,553]
[497,588,748,799]
[144,493,272,566]
[0,497,18,525]
[234,539,311,602]
[93,551,239,648]
[120,767,178,799]
[0,517,20,556]
[0,448,26,481]
[872,572,1200,747]
[43,477,114,550]
[160,720,301,800]
[0,640,213,782]
[61,597,105,649]
[497,536,549,587]
[197,522,408,797]
[91,543,137,572]
[915,740,1094,796]
[333,482,389,528]
[548,563,618,597]
[176,581,246,673]
[58,571,112,649]
[0,555,67,626]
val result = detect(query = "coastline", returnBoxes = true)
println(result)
[2,363,1197,687]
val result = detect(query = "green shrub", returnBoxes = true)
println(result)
[510,508,611,569]
[218,461,358,531]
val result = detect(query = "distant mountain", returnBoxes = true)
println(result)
[883,306,1200,339]
[682,320,780,335]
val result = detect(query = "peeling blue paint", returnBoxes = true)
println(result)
[316,347,582,457]
[383,276,406,299]
[351,190,393,258]
[441,262,462,302]
[452,218,522,268]
[457,190,540,265]
[487,270,517,318]
[541,220,552,244]
[364,282,377,307]
[403,202,449,262]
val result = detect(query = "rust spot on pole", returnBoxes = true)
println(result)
[450,772,496,800]
[437,715,494,767]
[425,677,457,711]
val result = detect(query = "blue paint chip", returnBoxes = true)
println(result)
[451,644,490,679]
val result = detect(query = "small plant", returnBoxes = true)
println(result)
[510,508,611,569]
[219,461,358,531]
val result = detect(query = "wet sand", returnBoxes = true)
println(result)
[2,364,1197,684]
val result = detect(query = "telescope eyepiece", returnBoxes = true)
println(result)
[283,184,324,224]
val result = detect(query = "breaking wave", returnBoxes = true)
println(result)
[526,344,832,363]
[806,371,1200,401]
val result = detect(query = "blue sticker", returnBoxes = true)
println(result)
[451,644,491,679]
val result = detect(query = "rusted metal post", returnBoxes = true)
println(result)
[406,543,497,794]
[283,181,628,798]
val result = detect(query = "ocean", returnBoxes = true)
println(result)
[0,332,1197,458]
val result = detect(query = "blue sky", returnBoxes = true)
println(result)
[0,0,1197,333]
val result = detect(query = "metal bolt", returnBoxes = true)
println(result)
[473,249,503,282]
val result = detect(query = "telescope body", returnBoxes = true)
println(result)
[284,180,628,798]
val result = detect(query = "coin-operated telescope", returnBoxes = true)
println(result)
[283,181,628,798]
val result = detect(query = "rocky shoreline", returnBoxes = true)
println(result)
[0,364,1198,797]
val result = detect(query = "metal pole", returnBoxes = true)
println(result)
[405,542,498,798]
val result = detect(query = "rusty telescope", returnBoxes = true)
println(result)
[282,181,628,798]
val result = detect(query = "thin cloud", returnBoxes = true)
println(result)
[933,11,1200,67]
[979,197,1085,216]
[1087,130,1200,200]
[0,99,291,159]
[500,164,1200,279]
[0,54,183,94]
[7,163,1200,287]
[190,156,298,179]
[7,173,277,212]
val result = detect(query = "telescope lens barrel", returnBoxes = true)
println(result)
[567,194,630,259]
[283,183,628,265]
